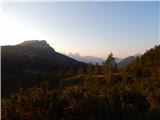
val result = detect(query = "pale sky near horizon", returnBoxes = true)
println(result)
[0,1,159,58]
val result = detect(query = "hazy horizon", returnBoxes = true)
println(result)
[0,1,159,58]
[0,39,155,59]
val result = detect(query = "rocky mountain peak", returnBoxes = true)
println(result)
[20,40,47,45]
[19,40,54,51]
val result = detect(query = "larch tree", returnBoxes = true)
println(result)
[104,53,115,85]
[87,63,93,75]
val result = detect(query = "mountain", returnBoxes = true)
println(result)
[65,53,105,65]
[117,56,136,68]
[65,53,124,65]
[115,57,123,63]
[2,40,86,73]
[1,40,86,97]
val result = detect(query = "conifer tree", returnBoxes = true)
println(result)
[87,63,93,75]
[104,53,115,84]
[94,63,99,75]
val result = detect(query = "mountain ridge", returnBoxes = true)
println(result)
[65,52,137,68]
[65,52,124,65]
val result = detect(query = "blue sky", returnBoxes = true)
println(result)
[0,1,159,58]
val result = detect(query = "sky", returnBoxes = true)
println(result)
[0,1,159,58]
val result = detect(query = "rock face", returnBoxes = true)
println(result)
[19,40,52,50]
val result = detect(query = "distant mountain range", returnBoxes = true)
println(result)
[65,53,124,65]
[1,40,138,73]
[65,53,137,68]
[65,53,105,65]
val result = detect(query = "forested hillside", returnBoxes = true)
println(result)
[1,40,86,97]
[2,45,160,120]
